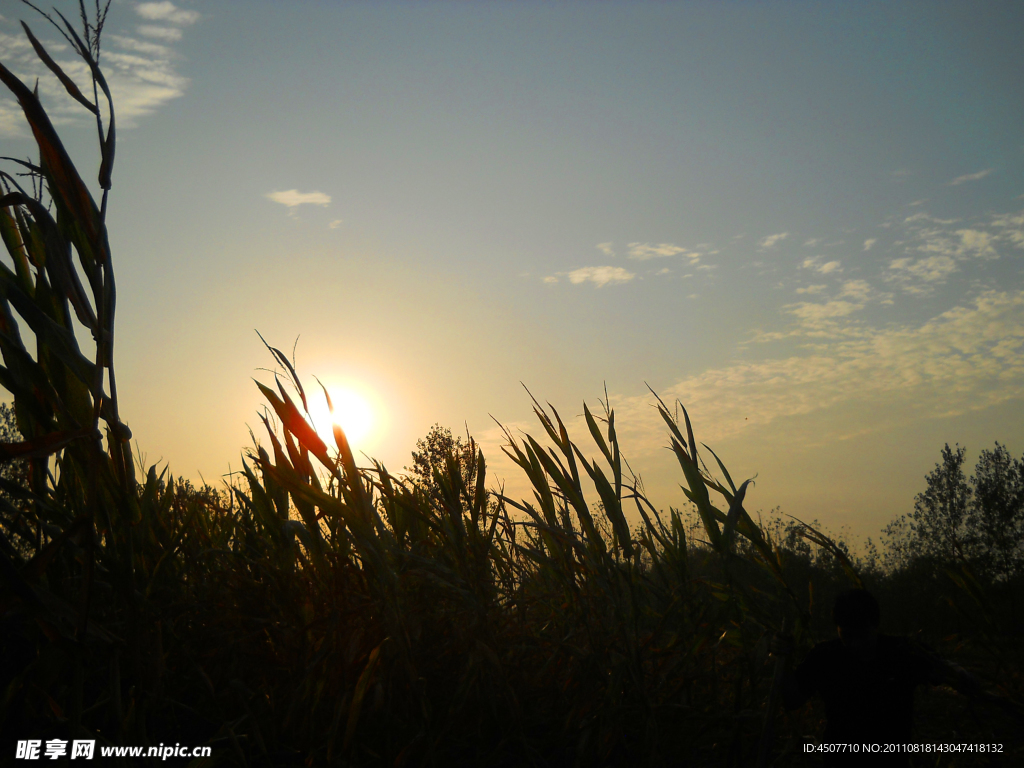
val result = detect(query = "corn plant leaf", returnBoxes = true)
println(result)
[721,479,752,552]
[20,22,98,115]
[653,397,722,548]
[342,640,385,752]
[0,263,96,387]
[792,517,863,589]
[585,455,633,558]
[255,379,333,471]
[0,60,104,258]
[37,9,116,191]
[526,436,601,560]
[0,205,33,292]
[583,402,612,467]
[702,442,738,496]
[0,425,97,461]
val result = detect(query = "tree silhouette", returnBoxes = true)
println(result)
[406,423,477,495]
[884,442,1024,581]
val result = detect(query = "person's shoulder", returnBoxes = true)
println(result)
[811,638,844,653]
[802,637,843,663]
[877,633,919,656]
[794,637,842,688]
[878,633,909,647]
[878,634,941,680]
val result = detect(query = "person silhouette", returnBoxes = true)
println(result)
[773,589,979,766]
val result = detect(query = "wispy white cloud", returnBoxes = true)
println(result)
[604,204,1023,456]
[134,3,198,43]
[904,212,958,225]
[543,275,559,285]
[760,232,789,249]
[628,242,684,260]
[0,29,30,55]
[949,169,993,186]
[786,299,864,324]
[800,257,842,275]
[991,211,1024,249]
[839,279,873,303]
[628,242,683,260]
[329,219,343,229]
[884,208,1014,293]
[111,35,172,57]
[136,2,201,25]
[567,266,635,287]
[613,290,1024,453]
[0,9,196,136]
[623,242,704,267]
[803,238,822,247]
[776,280,876,337]
[137,25,182,42]
[266,190,332,207]
[887,255,958,291]
[596,242,615,258]
[955,229,997,259]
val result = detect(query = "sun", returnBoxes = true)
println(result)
[307,386,375,452]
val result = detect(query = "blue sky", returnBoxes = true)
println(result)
[1,1,1022,545]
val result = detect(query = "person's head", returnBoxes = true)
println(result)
[832,589,880,651]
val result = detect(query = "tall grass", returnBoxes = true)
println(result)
[1,7,1020,766]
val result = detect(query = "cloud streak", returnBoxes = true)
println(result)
[266,190,332,208]
[760,232,789,249]
[614,290,1024,453]
[628,242,685,260]
[991,212,1024,249]
[626,242,702,264]
[0,4,199,136]
[949,169,993,186]
[887,255,958,290]
[137,25,183,42]
[566,266,635,287]
[136,2,201,25]
[884,208,1018,293]
[800,257,842,275]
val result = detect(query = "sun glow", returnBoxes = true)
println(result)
[307,386,375,452]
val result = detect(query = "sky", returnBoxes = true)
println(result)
[1,0,1022,548]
